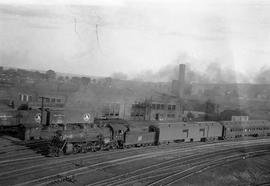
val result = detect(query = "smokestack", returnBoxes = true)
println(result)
[178,64,185,98]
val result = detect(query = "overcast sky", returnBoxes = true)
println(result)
[0,0,270,81]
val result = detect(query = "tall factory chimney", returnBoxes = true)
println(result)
[178,64,185,98]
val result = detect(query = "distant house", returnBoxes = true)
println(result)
[17,92,66,109]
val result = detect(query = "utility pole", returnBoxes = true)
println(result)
[39,96,46,125]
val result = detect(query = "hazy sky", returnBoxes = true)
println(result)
[0,0,270,81]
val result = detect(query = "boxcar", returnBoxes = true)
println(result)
[0,110,18,130]
[151,121,223,143]
[195,121,223,141]
[17,110,44,140]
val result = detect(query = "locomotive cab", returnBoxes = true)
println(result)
[107,124,128,148]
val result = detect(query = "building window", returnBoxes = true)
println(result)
[23,95,27,102]
[161,104,164,110]
[57,99,61,103]
[28,96,32,102]
[157,104,160,110]
[51,98,56,103]
[45,98,50,103]
[168,105,176,110]
[167,114,175,118]
[19,94,23,101]
[152,104,156,109]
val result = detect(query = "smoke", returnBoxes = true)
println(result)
[254,66,270,84]
[131,53,254,84]
[111,72,128,80]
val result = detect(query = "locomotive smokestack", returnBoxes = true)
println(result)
[178,64,185,98]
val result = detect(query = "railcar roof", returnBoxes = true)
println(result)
[221,120,270,127]
[157,121,220,125]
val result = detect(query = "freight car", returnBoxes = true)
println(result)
[38,108,95,140]
[149,121,223,143]
[0,109,19,131]
[0,108,68,140]
[0,109,45,140]
[0,107,95,141]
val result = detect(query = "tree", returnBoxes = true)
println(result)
[57,76,64,82]
[45,70,56,80]
[71,76,81,84]
[81,77,90,86]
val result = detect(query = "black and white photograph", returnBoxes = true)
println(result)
[0,0,270,185]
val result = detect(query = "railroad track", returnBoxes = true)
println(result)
[8,139,270,186]
[86,145,270,186]
[148,149,270,186]
[0,140,219,177]
[1,138,270,186]
[0,141,194,184]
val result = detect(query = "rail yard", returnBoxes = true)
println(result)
[2,0,270,185]
[0,135,270,186]
[1,63,270,186]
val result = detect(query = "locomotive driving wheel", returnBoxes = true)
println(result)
[73,144,81,154]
